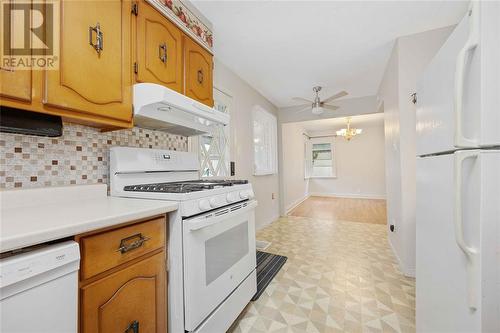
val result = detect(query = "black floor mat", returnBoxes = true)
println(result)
[252,251,288,301]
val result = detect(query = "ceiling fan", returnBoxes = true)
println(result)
[292,86,348,115]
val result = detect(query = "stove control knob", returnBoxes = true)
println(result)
[199,199,211,211]
[248,190,255,199]
[239,191,249,199]
[209,197,218,208]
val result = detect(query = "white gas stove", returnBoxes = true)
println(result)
[110,147,257,333]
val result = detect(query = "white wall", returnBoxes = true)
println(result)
[214,59,280,229]
[378,26,454,277]
[281,123,309,212]
[308,123,386,199]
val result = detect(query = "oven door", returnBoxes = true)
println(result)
[183,200,257,331]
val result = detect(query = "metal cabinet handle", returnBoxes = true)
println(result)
[89,22,104,54]
[197,69,204,84]
[116,233,150,254]
[159,42,167,63]
[124,320,139,333]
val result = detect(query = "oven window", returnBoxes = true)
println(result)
[205,221,249,285]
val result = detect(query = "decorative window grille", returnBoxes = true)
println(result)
[199,124,230,177]
[191,86,232,178]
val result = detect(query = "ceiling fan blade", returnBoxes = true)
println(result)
[292,97,313,103]
[295,106,312,114]
[322,104,339,111]
[323,90,348,104]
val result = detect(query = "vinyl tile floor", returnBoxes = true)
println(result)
[228,216,415,333]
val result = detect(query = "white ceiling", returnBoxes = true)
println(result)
[300,112,384,133]
[192,0,468,107]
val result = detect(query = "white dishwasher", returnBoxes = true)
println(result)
[0,241,80,333]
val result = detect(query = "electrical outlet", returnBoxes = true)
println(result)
[272,193,276,200]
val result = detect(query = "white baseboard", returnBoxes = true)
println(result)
[285,194,310,215]
[308,192,386,200]
[256,213,280,231]
[387,237,416,278]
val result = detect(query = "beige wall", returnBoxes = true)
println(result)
[307,122,386,199]
[378,26,454,277]
[281,122,309,212]
[214,59,280,229]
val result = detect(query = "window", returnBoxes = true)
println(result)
[190,87,231,178]
[199,124,230,177]
[253,106,278,175]
[305,138,336,178]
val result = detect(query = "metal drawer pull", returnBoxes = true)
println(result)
[159,42,167,63]
[89,22,103,54]
[197,69,203,84]
[116,233,150,254]
[124,320,139,333]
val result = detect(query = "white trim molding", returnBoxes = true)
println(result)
[308,193,386,200]
[388,237,416,278]
[285,194,310,215]
[256,213,281,231]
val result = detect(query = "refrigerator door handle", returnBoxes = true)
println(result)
[454,150,479,311]
[454,1,479,148]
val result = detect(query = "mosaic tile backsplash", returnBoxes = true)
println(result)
[0,122,188,189]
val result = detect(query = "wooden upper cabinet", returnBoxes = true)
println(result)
[80,252,166,333]
[43,0,132,122]
[183,36,213,107]
[135,0,183,93]
[0,0,31,102]
[0,69,31,102]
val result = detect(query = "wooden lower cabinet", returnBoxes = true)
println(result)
[77,216,168,333]
[80,251,166,333]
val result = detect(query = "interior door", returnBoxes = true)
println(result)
[43,0,132,122]
[183,202,256,331]
[80,252,166,333]
[135,0,183,92]
[184,36,213,107]
[416,1,500,156]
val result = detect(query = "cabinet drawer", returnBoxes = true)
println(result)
[80,217,166,280]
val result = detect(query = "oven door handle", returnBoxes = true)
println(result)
[187,201,258,231]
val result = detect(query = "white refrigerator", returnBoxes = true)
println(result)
[416,1,500,332]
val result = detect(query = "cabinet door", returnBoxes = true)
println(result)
[0,0,31,102]
[184,37,213,106]
[44,0,132,122]
[135,0,183,92]
[0,69,31,102]
[81,252,166,333]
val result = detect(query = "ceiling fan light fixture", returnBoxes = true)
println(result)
[311,105,324,115]
[292,86,348,115]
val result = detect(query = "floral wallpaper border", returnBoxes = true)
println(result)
[149,0,213,51]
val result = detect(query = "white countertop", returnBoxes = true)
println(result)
[0,184,178,252]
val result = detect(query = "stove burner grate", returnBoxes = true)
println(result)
[124,179,248,193]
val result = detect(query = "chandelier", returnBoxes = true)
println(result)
[336,118,362,141]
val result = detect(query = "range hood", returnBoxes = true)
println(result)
[133,83,229,136]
